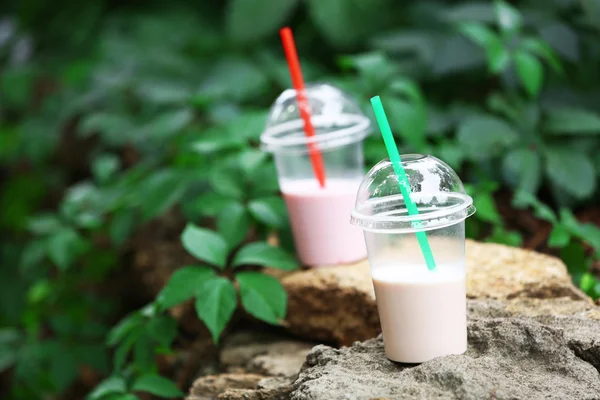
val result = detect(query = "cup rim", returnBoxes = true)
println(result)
[350,192,476,233]
[260,113,371,154]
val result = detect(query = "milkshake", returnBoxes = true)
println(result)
[372,264,466,363]
[260,83,371,267]
[351,155,476,363]
[281,179,365,265]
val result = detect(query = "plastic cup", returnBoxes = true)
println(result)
[261,83,371,267]
[350,154,476,363]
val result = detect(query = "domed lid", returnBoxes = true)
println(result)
[350,154,475,233]
[260,83,371,154]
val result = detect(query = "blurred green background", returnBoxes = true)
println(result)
[1,0,600,398]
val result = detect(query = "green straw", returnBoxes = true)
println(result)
[370,96,437,271]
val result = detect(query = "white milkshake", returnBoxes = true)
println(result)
[371,263,466,363]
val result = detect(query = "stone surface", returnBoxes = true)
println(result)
[283,240,588,345]
[188,330,312,400]
[187,374,292,400]
[187,373,265,400]
[291,301,600,400]
[220,331,315,377]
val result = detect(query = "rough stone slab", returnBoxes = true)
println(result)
[283,240,588,345]
[188,330,312,400]
[291,308,600,400]
[188,374,293,400]
[187,373,265,400]
[220,331,315,377]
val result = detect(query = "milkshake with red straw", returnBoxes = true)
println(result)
[260,28,370,266]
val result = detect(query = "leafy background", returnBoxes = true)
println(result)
[1,0,600,398]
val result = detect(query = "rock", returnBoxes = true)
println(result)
[188,330,313,399]
[283,240,587,345]
[218,376,292,400]
[187,373,265,400]
[465,240,586,300]
[187,373,292,400]
[220,331,315,377]
[291,302,600,400]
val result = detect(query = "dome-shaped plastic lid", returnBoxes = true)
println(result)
[350,154,476,233]
[260,83,370,154]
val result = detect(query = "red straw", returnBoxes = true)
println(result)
[279,27,326,188]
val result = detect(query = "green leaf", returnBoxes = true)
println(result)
[89,376,127,400]
[194,277,237,343]
[20,239,47,271]
[444,3,495,23]
[132,332,155,373]
[209,160,246,200]
[386,96,426,151]
[80,113,133,145]
[182,192,237,220]
[561,241,587,283]
[114,395,139,400]
[136,109,193,141]
[92,154,120,184]
[1,68,34,108]
[107,314,143,347]
[502,147,542,194]
[248,196,288,228]
[232,242,298,271]
[539,23,578,63]
[558,208,582,235]
[514,50,543,97]
[494,0,521,33]
[28,280,52,304]
[544,147,596,199]
[473,192,502,225]
[137,170,189,221]
[46,228,90,270]
[458,23,507,73]
[529,199,557,223]
[486,226,523,247]
[457,115,519,160]
[580,224,600,252]
[307,0,390,47]
[435,140,464,171]
[217,202,251,249]
[521,37,562,73]
[148,315,178,349]
[543,107,600,135]
[248,164,280,198]
[579,273,597,298]
[227,0,299,43]
[109,209,135,246]
[27,214,63,234]
[191,128,246,153]
[131,374,183,398]
[181,224,229,268]
[0,329,19,373]
[236,272,286,325]
[239,150,268,178]
[136,82,192,106]
[548,224,571,248]
[49,343,78,391]
[156,266,215,309]
[114,331,138,371]
[199,57,269,102]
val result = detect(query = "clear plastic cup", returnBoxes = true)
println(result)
[261,83,371,267]
[350,154,476,363]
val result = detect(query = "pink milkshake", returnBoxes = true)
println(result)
[372,263,466,363]
[351,155,476,363]
[281,179,366,266]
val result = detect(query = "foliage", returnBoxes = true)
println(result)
[1,0,600,398]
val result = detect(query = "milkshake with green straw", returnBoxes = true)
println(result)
[350,97,476,363]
